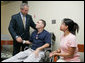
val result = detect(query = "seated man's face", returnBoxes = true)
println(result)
[36,21,44,29]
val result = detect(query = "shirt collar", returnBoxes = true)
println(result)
[36,29,45,35]
[20,12,26,18]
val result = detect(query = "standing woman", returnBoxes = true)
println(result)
[49,18,80,62]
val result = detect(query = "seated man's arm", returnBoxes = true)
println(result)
[24,40,32,44]
[37,43,50,51]
[37,32,51,51]
[23,32,34,44]
[34,32,51,57]
[34,43,50,57]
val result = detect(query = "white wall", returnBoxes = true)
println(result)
[28,1,84,62]
[28,1,84,50]
[1,1,84,61]
[1,1,22,40]
[1,1,84,45]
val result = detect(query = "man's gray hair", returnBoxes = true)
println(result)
[20,3,29,9]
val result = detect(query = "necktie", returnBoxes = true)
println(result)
[23,16,25,28]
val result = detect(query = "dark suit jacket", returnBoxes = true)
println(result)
[8,12,37,41]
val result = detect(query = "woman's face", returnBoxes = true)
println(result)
[60,22,68,32]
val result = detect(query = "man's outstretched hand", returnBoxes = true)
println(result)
[16,37,23,43]
[25,41,32,44]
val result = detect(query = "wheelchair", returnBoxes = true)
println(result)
[24,44,53,62]
[39,32,56,62]
[1,33,56,62]
[24,33,56,62]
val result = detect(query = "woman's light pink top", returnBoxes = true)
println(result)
[60,33,80,62]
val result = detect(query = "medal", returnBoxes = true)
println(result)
[36,35,38,39]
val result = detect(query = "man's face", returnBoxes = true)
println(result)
[36,21,44,29]
[21,6,29,15]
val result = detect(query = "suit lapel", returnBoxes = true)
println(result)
[25,15,28,29]
[25,15,30,30]
[18,13,25,30]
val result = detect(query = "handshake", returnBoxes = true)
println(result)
[16,36,31,44]
[23,40,32,44]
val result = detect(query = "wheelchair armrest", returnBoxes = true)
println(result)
[44,48,51,52]
[24,44,32,50]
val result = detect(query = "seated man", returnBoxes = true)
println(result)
[2,19,51,62]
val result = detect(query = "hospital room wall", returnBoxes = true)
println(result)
[1,1,84,47]
[1,1,22,40]
[1,1,84,61]
[28,1,84,50]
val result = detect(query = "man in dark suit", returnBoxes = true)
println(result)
[8,3,37,56]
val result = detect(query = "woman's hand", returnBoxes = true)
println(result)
[49,49,61,58]
[49,53,54,57]
[56,49,61,53]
